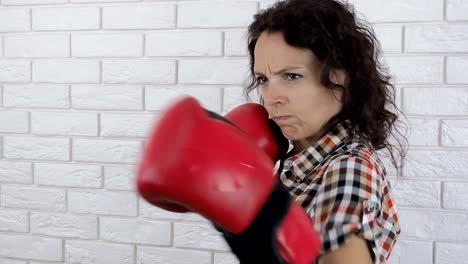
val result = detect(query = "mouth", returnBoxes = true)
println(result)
[272,115,291,122]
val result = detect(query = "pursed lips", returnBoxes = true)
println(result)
[272,115,292,123]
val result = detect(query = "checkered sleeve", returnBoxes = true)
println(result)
[308,155,384,261]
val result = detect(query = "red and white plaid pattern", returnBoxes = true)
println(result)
[277,120,400,263]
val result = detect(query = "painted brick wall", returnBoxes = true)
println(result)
[0,0,466,263]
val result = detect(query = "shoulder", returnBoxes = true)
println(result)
[320,141,385,194]
[309,144,397,262]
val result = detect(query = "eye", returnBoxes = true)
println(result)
[256,76,267,84]
[285,73,302,81]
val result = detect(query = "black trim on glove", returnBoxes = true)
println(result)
[214,181,292,264]
[268,119,289,160]
[206,110,241,129]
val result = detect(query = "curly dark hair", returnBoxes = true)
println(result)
[245,0,407,172]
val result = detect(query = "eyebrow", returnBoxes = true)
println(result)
[254,66,305,76]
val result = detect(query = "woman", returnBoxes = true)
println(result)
[244,0,406,263]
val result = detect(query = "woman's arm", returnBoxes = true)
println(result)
[318,234,374,264]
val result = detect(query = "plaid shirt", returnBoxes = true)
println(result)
[276,119,400,263]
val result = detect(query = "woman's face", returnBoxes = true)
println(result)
[254,31,343,151]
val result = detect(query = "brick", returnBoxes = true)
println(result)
[32,111,98,136]
[406,25,468,53]
[0,8,30,32]
[35,163,102,188]
[392,180,440,208]
[387,239,433,264]
[146,31,222,57]
[4,136,69,161]
[3,0,67,4]
[214,253,239,264]
[103,4,175,29]
[139,199,206,222]
[1,186,66,211]
[0,234,62,261]
[104,165,136,191]
[5,34,69,58]
[66,240,133,264]
[0,258,26,264]
[403,87,468,115]
[403,150,468,178]
[447,56,468,83]
[395,85,403,109]
[100,217,171,245]
[384,56,443,84]
[179,59,248,85]
[441,119,468,147]
[259,1,277,10]
[399,209,468,241]
[72,33,143,57]
[0,60,30,82]
[349,0,443,22]
[0,111,29,133]
[68,190,137,216]
[31,212,98,239]
[0,209,28,232]
[174,222,229,251]
[373,25,402,54]
[447,0,468,21]
[101,113,156,137]
[138,246,212,264]
[0,161,32,184]
[443,181,468,211]
[225,29,248,56]
[72,0,136,2]
[407,118,438,147]
[145,86,222,112]
[223,86,261,113]
[33,7,100,31]
[71,85,142,110]
[102,59,175,84]
[178,1,257,28]
[436,242,468,264]
[73,138,141,164]
[33,59,100,83]
[3,84,69,108]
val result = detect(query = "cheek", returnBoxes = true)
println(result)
[294,99,332,133]
[300,88,341,117]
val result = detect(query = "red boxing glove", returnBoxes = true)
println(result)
[150,102,288,213]
[224,103,289,162]
[137,96,320,264]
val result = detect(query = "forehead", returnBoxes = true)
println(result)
[253,32,314,71]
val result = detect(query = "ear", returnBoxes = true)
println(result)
[329,69,347,86]
[328,69,346,103]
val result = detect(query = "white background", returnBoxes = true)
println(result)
[0,0,467,263]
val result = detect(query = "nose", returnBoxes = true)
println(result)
[261,83,287,108]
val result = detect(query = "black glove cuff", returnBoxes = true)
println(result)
[268,119,289,160]
[215,181,292,264]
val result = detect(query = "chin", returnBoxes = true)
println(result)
[281,132,300,141]
[280,127,306,141]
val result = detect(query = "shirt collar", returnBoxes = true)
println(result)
[282,119,354,181]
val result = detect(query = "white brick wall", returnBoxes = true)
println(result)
[65,240,134,264]
[5,34,69,58]
[0,1,466,264]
